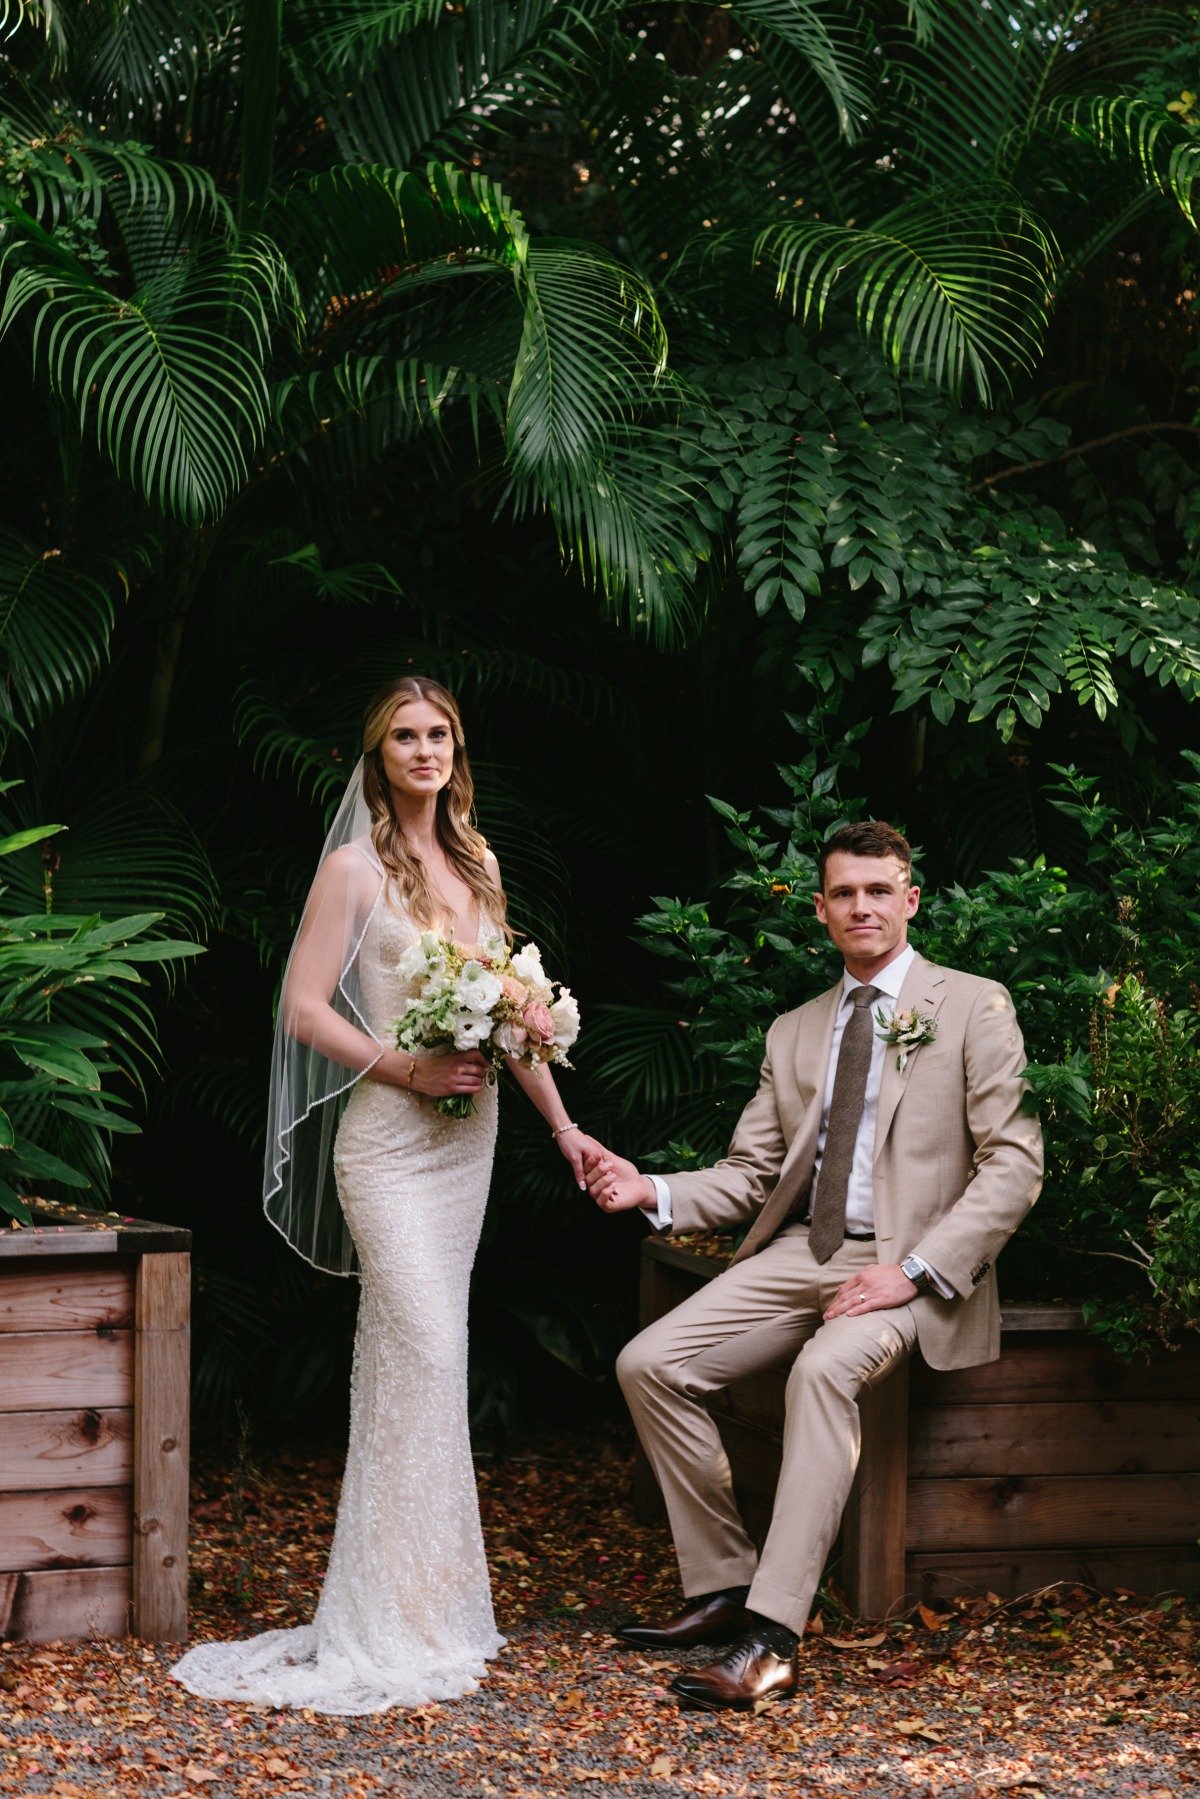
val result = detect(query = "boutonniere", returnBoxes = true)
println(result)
[874,1005,937,1071]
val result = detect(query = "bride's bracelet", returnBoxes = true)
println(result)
[404,1056,418,1091]
[550,1120,579,1138]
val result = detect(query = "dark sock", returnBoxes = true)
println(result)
[746,1611,799,1657]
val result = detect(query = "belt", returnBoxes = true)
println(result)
[796,1216,875,1241]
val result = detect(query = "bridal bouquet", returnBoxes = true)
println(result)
[394,932,581,1117]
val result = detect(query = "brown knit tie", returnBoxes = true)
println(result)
[807,985,881,1265]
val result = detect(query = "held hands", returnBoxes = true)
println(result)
[823,1262,918,1319]
[552,1128,613,1191]
[582,1147,655,1214]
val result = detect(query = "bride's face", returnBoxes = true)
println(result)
[380,698,456,802]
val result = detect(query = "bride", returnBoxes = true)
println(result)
[173,675,606,1715]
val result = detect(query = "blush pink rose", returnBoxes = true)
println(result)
[523,1001,556,1045]
[501,976,527,1004]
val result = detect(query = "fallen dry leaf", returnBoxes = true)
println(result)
[896,1718,946,1743]
[827,1631,887,1650]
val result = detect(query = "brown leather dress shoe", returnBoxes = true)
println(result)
[669,1628,799,1710]
[612,1591,754,1649]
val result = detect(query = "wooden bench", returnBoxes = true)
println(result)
[0,1202,191,1643]
[637,1236,1200,1614]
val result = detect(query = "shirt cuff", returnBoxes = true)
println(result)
[911,1254,954,1300]
[641,1174,673,1231]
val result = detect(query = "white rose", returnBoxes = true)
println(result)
[549,988,581,1051]
[510,944,546,986]
[451,1011,493,1051]
[453,962,503,1014]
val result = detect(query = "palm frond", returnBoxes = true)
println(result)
[507,241,667,471]
[0,221,292,522]
[759,189,1056,404]
[0,530,118,724]
[1051,95,1200,231]
[295,0,598,170]
[729,0,873,141]
[510,422,712,646]
[1,786,218,934]
[579,1003,712,1119]
[69,0,229,122]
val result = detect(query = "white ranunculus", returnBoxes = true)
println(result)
[549,987,581,1051]
[454,961,502,1014]
[451,1010,493,1051]
[421,969,452,1002]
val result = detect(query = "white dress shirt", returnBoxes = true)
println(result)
[643,942,951,1296]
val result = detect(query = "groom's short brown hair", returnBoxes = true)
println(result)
[818,820,912,890]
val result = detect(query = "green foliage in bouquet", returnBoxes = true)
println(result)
[0,788,203,1223]
[598,748,1200,1356]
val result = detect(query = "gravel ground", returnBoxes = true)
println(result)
[0,1435,1195,1798]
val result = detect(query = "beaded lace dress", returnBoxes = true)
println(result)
[172,891,504,1714]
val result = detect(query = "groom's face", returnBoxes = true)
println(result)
[814,851,920,973]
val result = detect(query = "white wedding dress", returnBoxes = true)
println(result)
[173,897,504,1714]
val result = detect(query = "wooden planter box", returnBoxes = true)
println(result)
[0,1202,191,1643]
[637,1237,1200,1615]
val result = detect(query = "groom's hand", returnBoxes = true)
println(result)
[824,1263,919,1319]
[583,1148,655,1214]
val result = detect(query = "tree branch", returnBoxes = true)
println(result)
[968,421,1200,494]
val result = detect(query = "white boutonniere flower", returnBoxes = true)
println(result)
[874,1005,937,1071]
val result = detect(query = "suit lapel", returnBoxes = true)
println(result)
[729,980,841,1265]
[871,953,947,1167]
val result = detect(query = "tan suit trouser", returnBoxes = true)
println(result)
[617,1224,919,1636]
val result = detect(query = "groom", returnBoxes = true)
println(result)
[584,820,1043,1711]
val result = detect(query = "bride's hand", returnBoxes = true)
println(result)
[582,1145,654,1213]
[407,1051,489,1099]
[553,1128,610,1191]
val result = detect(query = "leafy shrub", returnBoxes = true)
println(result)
[613,750,1200,1356]
[0,792,202,1222]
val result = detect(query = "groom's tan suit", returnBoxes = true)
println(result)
[618,952,1043,1633]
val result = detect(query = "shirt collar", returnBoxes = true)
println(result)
[841,942,916,1006]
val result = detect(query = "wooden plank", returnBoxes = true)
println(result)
[0,1230,119,1260]
[906,1473,1200,1552]
[0,1409,133,1492]
[996,1304,1086,1332]
[910,1400,1200,1478]
[0,1261,135,1333]
[844,1362,909,1618]
[0,1487,131,1572]
[911,1337,1200,1405]
[132,1252,189,1641]
[0,1202,190,1260]
[0,1330,133,1413]
[908,1545,1200,1602]
[0,1565,131,1642]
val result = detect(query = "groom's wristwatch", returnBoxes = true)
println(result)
[900,1254,932,1295]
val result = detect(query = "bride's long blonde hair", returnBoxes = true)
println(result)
[360,676,510,941]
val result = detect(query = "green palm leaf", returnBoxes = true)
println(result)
[0,530,117,723]
[1,786,217,934]
[1051,96,1200,232]
[507,242,667,471]
[759,190,1056,404]
[0,220,291,522]
[729,0,873,141]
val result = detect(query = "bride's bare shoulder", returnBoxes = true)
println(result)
[313,839,381,896]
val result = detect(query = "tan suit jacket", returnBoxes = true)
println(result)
[666,952,1044,1370]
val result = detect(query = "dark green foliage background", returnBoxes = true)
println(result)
[1,1,1198,1434]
